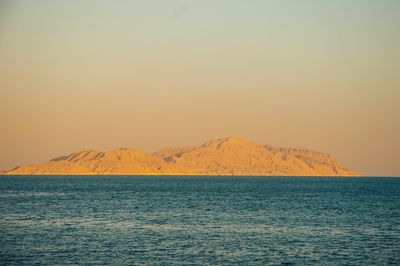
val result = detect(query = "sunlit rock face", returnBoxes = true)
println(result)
[3,137,358,176]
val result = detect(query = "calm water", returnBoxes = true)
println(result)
[1,176,399,265]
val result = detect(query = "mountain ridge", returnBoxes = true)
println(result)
[1,137,359,176]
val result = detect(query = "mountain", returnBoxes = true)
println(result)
[2,137,358,176]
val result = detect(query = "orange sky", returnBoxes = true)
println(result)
[1,0,399,175]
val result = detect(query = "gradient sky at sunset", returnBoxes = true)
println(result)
[1,0,399,175]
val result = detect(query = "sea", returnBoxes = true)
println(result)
[0,176,399,265]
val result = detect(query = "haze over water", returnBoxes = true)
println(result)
[1,176,399,264]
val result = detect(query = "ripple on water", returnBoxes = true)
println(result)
[1,176,399,264]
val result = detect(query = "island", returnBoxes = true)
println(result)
[1,137,358,176]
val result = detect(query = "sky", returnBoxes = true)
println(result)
[0,0,399,176]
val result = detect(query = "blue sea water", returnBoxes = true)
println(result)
[0,176,399,265]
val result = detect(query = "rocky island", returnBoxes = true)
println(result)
[1,137,358,176]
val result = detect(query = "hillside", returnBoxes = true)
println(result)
[2,137,358,176]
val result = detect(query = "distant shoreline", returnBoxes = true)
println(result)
[1,137,359,176]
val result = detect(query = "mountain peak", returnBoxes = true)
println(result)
[3,137,359,176]
[201,137,255,149]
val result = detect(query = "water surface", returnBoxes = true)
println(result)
[1,176,399,264]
